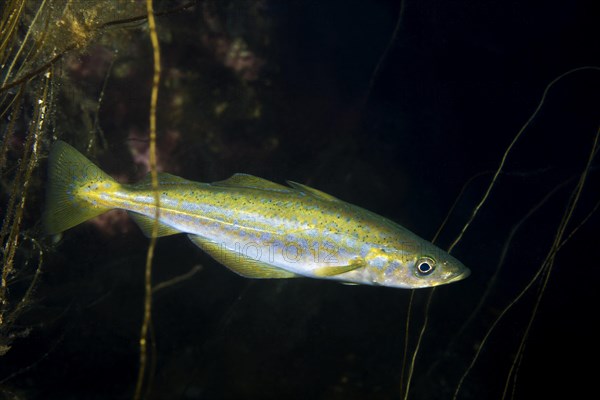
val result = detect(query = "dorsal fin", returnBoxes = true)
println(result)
[158,172,196,184]
[286,181,341,202]
[212,173,291,192]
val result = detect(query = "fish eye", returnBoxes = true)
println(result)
[415,257,436,276]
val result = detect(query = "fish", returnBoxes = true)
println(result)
[43,141,470,288]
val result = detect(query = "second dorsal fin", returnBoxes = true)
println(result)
[212,173,291,192]
[286,181,341,202]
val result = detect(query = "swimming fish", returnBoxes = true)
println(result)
[43,141,470,288]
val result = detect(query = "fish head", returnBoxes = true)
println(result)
[368,243,470,289]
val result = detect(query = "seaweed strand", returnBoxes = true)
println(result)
[134,0,162,398]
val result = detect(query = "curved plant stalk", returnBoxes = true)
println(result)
[134,0,161,398]
[453,105,600,400]
[499,125,599,400]
[447,66,600,254]
[402,66,600,400]
[1,68,52,329]
[398,290,414,398]
[402,288,435,400]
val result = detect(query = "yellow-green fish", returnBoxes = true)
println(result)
[43,141,470,288]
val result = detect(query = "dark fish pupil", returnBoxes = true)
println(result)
[417,261,434,275]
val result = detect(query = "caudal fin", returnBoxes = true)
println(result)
[43,141,117,235]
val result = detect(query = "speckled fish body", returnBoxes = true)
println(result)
[44,141,470,288]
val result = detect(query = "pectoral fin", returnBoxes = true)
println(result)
[188,234,299,279]
[313,258,365,277]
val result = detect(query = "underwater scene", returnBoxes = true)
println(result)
[1,1,598,399]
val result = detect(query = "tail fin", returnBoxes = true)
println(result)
[43,141,117,235]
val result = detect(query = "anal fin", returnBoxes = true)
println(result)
[128,212,181,237]
[188,234,299,279]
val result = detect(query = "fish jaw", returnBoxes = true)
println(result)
[353,245,471,289]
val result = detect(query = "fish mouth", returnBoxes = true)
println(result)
[448,268,471,283]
